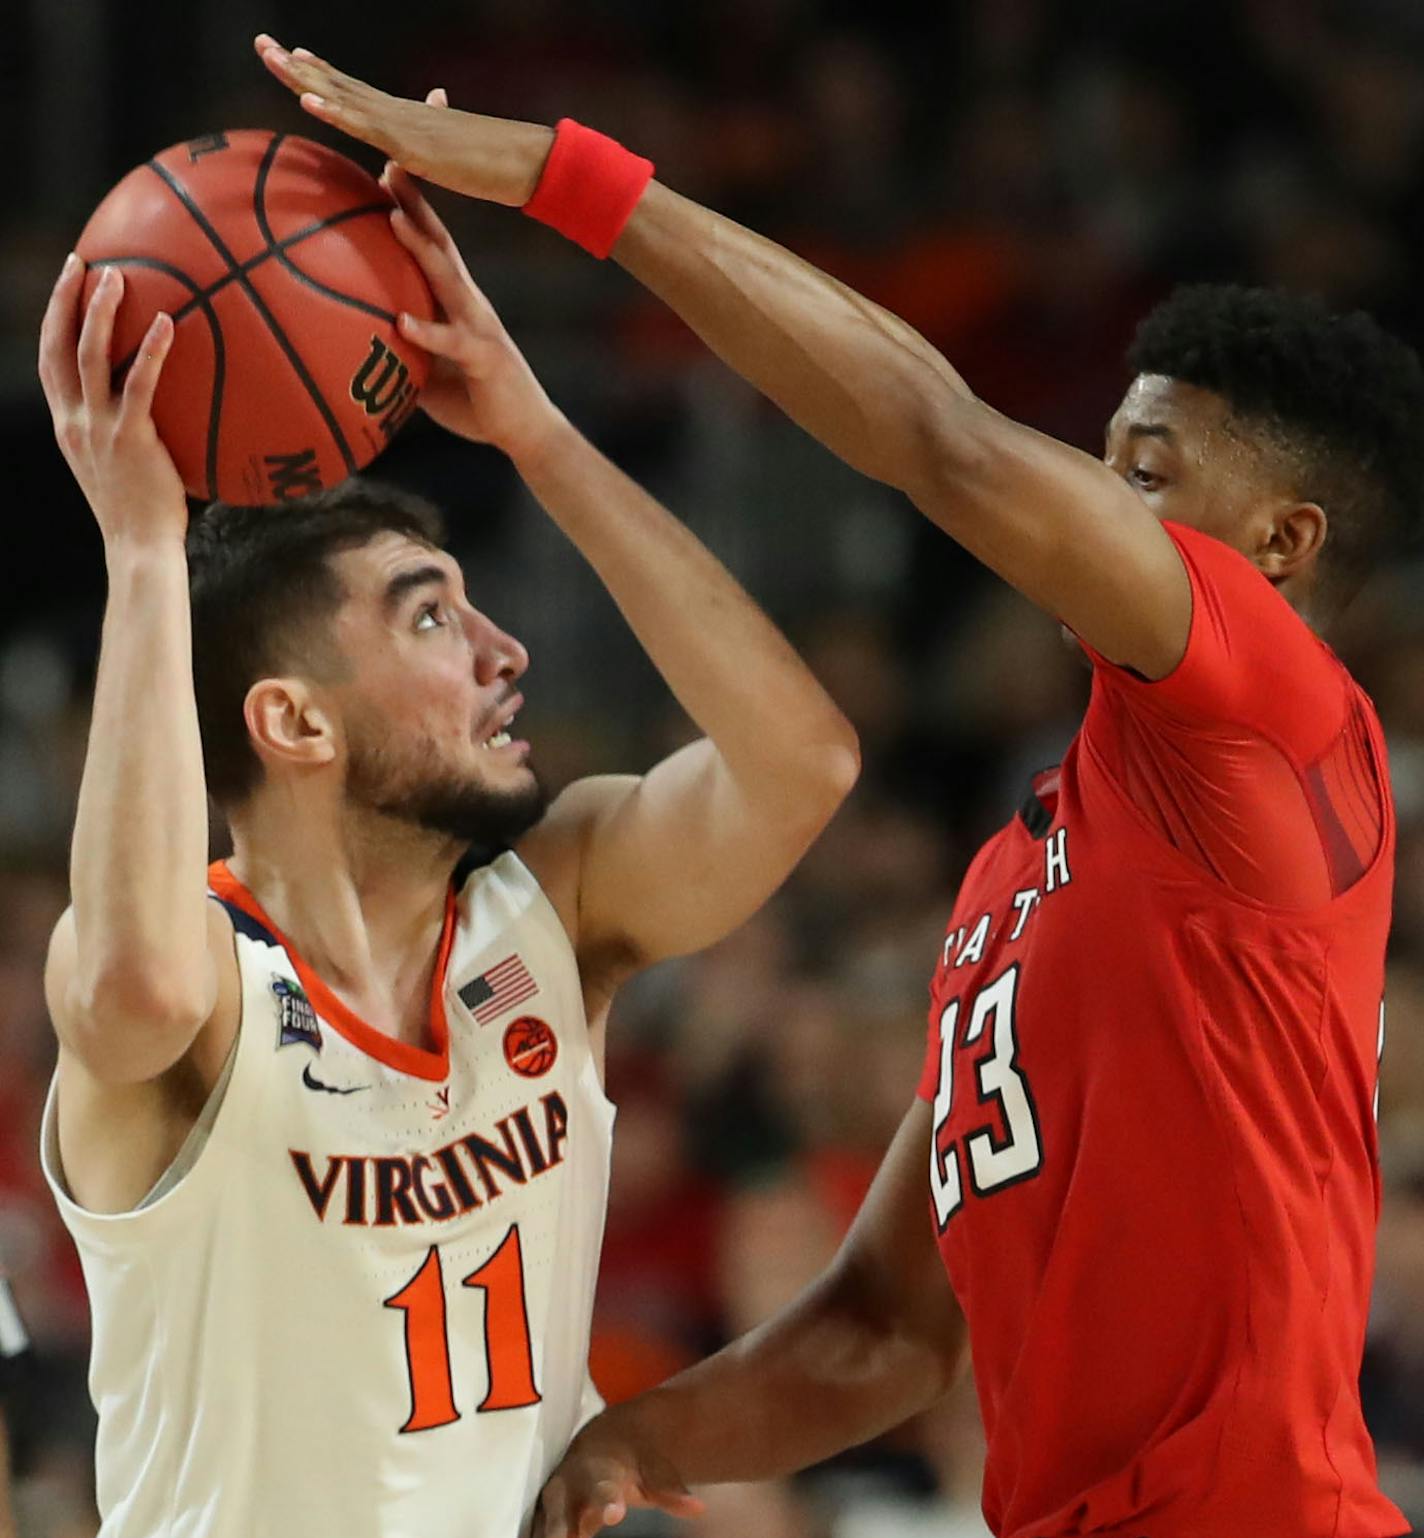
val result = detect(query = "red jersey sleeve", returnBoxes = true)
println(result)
[1080,523,1387,905]
[1084,522,1349,757]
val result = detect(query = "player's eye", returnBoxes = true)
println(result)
[1128,466,1163,491]
[414,601,445,631]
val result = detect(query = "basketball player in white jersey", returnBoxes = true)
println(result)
[34,163,859,1537]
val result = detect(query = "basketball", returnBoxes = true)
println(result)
[76,130,436,505]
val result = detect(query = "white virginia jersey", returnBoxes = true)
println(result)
[41,851,615,1538]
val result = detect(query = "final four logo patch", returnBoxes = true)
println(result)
[271,975,322,1052]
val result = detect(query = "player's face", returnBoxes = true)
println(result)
[1104,374,1282,559]
[326,534,546,847]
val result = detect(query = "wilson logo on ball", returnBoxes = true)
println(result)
[503,1017,558,1079]
[350,336,420,440]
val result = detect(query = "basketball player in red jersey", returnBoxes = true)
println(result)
[256,39,1421,1538]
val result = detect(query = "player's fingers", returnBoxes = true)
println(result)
[384,168,459,258]
[37,252,87,411]
[388,207,484,324]
[389,197,492,328]
[254,35,309,92]
[257,38,385,139]
[583,1488,627,1533]
[531,1478,572,1538]
[76,265,123,414]
[395,310,480,367]
[289,47,374,107]
[649,1486,706,1519]
[117,312,174,425]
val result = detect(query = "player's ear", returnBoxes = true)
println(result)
[1256,500,1326,584]
[244,676,338,776]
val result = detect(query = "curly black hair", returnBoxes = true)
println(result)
[187,478,445,807]
[1127,284,1424,601]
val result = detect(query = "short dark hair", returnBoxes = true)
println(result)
[187,478,445,807]
[1127,283,1424,600]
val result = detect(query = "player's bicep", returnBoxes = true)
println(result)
[549,742,839,973]
[45,900,238,1085]
[911,403,1192,680]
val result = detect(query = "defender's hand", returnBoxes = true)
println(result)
[532,1422,704,1538]
[254,35,552,207]
[379,137,565,462]
[37,255,187,547]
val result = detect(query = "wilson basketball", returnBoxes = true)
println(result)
[76,130,435,504]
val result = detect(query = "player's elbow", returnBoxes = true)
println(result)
[815,722,862,806]
[791,720,861,827]
[818,1254,963,1414]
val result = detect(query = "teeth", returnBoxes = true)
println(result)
[484,731,512,750]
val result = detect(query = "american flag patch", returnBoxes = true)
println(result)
[458,955,537,1024]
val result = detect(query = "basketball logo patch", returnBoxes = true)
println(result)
[272,975,322,1053]
[503,1017,557,1079]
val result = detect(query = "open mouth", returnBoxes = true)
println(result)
[479,692,523,751]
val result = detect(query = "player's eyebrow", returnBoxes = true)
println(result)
[1125,422,1177,443]
[382,564,449,613]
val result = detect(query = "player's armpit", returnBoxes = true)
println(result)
[520,738,855,980]
[908,402,1193,681]
[45,899,239,1086]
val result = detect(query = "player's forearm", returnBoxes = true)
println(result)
[583,1261,956,1486]
[68,536,214,1023]
[613,183,976,499]
[510,417,858,793]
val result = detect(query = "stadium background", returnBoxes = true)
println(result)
[3,0,1424,1533]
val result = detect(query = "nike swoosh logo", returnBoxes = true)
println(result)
[301,1064,369,1096]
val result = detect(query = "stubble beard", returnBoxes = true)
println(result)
[346,730,548,851]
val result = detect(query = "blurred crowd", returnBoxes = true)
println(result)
[4,0,1424,1533]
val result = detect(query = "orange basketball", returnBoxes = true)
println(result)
[76,130,435,505]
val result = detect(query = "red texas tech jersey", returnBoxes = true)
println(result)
[918,523,1406,1538]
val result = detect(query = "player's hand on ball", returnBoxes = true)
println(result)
[532,1425,704,1538]
[379,155,566,462]
[37,255,187,545]
[254,35,552,207]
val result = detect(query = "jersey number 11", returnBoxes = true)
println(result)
[384,1223,541,1433]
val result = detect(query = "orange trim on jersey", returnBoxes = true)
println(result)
[209,860,456,1082]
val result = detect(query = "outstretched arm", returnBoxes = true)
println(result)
[38,260,232,1088]
[382,164,858,978]
[253,39,1191,679]
[533,1102,965,1537]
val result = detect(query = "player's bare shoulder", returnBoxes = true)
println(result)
[515,774,642,979]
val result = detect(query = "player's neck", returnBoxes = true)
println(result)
[226,795,462,1042]
[1276,563,1334,636]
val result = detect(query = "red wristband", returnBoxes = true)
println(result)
[522,119,654,259]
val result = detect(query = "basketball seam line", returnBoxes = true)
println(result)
[144,147,360,478]
[255,134,399,326]
[92,255,227,500]
[114,201,394,371]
